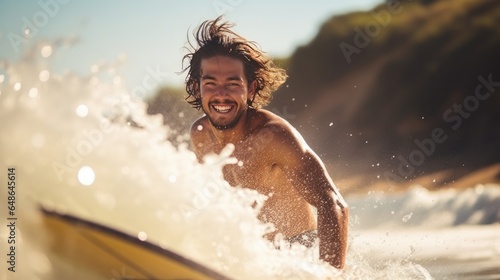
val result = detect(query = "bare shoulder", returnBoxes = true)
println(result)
[189,116,212,158]
[252,109,292,131]
[190,116,209,141]
[252,109,309,152]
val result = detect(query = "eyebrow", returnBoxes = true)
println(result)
[201,75,243,82]
[201,74,215,80]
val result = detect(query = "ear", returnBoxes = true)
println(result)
[248,80,257,100]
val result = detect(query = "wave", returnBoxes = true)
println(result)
[347,184,500,230]
[0,39,444,280]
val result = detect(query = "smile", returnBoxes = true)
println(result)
[212,104,234,113]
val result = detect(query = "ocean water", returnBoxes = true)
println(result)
[1,42,499,280]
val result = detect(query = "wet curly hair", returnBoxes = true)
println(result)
[182,16,287,109]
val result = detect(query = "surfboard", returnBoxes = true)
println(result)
[40,207,233,280]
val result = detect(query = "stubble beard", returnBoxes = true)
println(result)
[204,104,246,131]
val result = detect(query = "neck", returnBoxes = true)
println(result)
[210,107,253,146]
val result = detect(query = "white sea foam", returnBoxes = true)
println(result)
[3,40,498,280]
[348,184,500,230]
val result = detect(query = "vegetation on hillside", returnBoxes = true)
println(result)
[269,0,500,181]
[147,0,500,187]
[146,86,201,146]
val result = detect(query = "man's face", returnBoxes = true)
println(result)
[198,55,254,130]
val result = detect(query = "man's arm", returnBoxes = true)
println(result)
[295,150,349,269]
[266,122,349,269]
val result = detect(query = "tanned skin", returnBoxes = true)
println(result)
[190,55,348,268]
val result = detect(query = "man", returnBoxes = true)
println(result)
[182,17,348,269]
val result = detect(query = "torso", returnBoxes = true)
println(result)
[191,109,317,240]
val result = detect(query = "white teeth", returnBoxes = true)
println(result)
[213,105,233,113]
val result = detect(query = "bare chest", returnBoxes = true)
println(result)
[222,143,278,192]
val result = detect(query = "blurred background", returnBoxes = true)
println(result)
[1,0,499,192]
[148,0,500,194]
[265,0,500,193]
[1,1,500,279]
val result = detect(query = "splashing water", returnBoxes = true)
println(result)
[402,213,413,223]
[0,40,433,280]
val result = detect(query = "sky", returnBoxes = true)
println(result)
[0,0,382,94]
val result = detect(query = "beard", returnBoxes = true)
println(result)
[203,103,246,131]
[208,115,241,130]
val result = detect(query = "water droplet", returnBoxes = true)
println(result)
[197,125,203,131]
[76,104,89,118]
[39,70,50,82]
[237,161,243,167]
[23,27,31,37]
[168,175,177,183]
[291,97,295,101]
[0,74,5,83]
[41,45,52,58]
[29,87,39,98]
[402,212,413,222]
[329,122,333,127]
[138,231,148,241]
[14,82,22,91]
[78,166,95,186]
[178,112,184,118]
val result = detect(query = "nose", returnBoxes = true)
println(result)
[214,85,229,97]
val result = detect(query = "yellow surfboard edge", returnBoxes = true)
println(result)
[40,206,234,280]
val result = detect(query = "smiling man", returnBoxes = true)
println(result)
[182,17,348,269]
